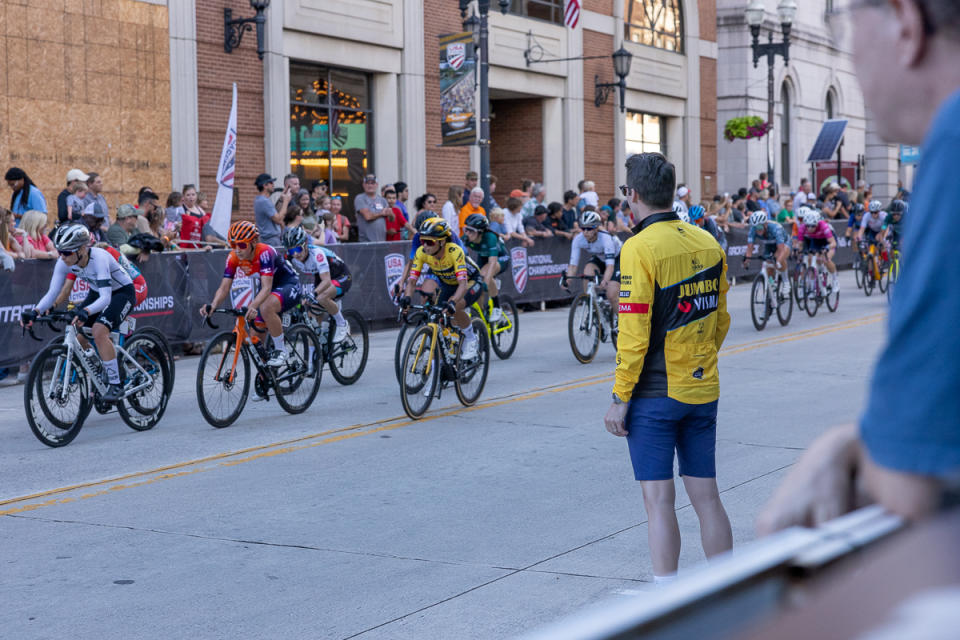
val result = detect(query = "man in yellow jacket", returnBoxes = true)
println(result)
[604,152,732,584]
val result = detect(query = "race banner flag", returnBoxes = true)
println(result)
[564,0,580,28]
[210,82,238,238]
[439,32,477,146]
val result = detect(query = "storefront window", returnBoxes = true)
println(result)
[625,111,666,158]
[624,0,684,53]
[289,64,372,219]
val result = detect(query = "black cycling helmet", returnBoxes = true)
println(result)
[418,217,451,239]
[414,210,434,231]
[463,213,489,232]
[282,226,309,249]
[889,199,907,215]
[852,202,865,215]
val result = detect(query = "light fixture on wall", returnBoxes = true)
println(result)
[224,0,271,60]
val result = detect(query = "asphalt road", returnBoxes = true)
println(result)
[0,270,889,639]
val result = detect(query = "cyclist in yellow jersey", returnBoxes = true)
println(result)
[400,218,483,359]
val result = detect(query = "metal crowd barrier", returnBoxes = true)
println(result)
[518,506,903,640]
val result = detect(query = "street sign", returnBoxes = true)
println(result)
[806,120,848,162]
[899,144,921,165]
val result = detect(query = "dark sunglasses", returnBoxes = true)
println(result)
[230,241,250,250]
[463,226,479,234]
[287,246,304,255]
[59,249,76,257]
[420,238,439,247]
[426,199,436,204]
[618,185,630,197]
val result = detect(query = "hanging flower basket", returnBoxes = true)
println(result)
[724,116,771,141]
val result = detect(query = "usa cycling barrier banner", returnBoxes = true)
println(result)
[0,220,857,367]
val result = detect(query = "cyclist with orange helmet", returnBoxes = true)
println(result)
[200,220,301,367]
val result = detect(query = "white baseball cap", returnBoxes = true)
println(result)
[66,168,89,183]
[677,186,690,198]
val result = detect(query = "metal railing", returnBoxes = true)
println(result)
[518,506,903,640]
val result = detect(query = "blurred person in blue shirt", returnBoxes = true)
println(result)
[5,167,46,224]
[759,0,960,534]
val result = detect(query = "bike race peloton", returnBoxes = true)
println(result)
[281,226,351,344]
[200,220,302,367]
[21,224,137,402]
[399,218,483,359]
[461,212,509,323]
[743,210,790,296]
[565,210,621,312]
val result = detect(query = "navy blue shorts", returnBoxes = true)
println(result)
[624,397,719,481]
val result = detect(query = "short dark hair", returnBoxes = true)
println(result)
[465,171,478,181]
[563,189,577,204]
[394,181,407,193]
[607,197,621,210]
[799,177,809,186]
[923,0,960,37]
[86,172,100,185]
[547,201,563,215]
[625,152,675,211]
[577,180,585,192]
[138,191,159,207]
[506,197,523,212]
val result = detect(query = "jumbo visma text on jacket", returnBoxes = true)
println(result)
[613,212,731,405]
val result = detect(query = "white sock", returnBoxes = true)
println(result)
[334,311,346,326]
[653,573,677,585]
[102,358,120,384]
[273,334,285,352]
[463,324,476,341]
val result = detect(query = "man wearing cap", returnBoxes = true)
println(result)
[107,204,139,248]
[354,174,392,243]
[254,173,284,247]
[523,204,553,242]
[674,185,691,217]
[58,169,89,224]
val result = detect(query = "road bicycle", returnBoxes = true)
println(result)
[790,246,807,310]
[195,307,321,428]
[859,239,888,297]
[468,290,519,360]
[801,250,839,317]
[885,239,901,303]
[397,303,490,419]
[288,293,369,385]
[23,311,172,447]
[561,273,618,364]
[749,256,793,331]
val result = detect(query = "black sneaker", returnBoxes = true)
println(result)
[102,383,124,403]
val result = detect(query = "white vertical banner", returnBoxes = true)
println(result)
[210,83,238,239]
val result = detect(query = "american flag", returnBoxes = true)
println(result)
[564,0,580,29]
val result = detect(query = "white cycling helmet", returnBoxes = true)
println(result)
[580,211,602,229]
[748,210,768,227]
[803,209,822,226]
[52,223,91,252]
[672,202,690,223]
[868,199,883,213]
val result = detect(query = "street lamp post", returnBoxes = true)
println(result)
[745,0,797,189]
[460,0,510,211]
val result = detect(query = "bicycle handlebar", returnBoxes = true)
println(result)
[203,307,267,333]
[559,273,600,289]
[21,310,73,341]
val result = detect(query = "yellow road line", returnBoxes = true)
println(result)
[0,311,885,515]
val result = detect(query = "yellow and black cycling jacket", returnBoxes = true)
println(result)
[613,212,731,405]
[409,242,480,286]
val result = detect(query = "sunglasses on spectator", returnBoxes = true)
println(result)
[618,185,631,197]
[426,199,436,204]
[421,238,439,247]
[230,241,250,250]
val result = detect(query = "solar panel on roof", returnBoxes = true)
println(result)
[806,120,848,162]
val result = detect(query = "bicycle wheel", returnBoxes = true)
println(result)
[804,267,820,317]
[776,273,793,326]
[274,324,322,414]
[886,256,899,303]
[824,269,840,312]
[792,262,805,309]
[490,295,519,360]
[394,311,426,383]
[196,331,250,428]
[853,252,863,289]
[129,327,175,392]
[399,325,440,419]
[862,256,875,297]
[456,318,490,406]
[877,254,889,294]
[25,343,90,447]
[750,273,769,331]
[117,333,171,431]
[328,310,369,385]
[568,294,600,363]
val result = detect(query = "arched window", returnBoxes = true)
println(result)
[825,88,838,119]
[780,82,792,187]
[624,0,684,53]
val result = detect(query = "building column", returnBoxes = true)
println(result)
[865,111,899,202]
[542,97,564,201]
[168,0,198,190]
[372,73,400,181]
[400,0,426,197]
[682,0,702,202]
[613,0,626,189]
[263,0,289,179]
[563,25,585,192]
